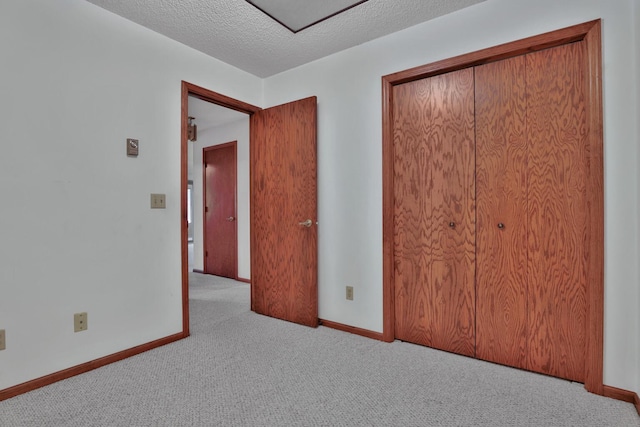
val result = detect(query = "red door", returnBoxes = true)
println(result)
[250,97,318,327]
[203,142,237,279]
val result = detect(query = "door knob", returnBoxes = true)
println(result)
[497,223,505,229]
[449,222,455,228]
[298,219,313,228]
[227,216,235,222]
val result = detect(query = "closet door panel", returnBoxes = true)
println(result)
[430,69,476,356]
[393,76,436,347]
[393,68,476,356]
[475,56,529,368]
[526,42,587,382]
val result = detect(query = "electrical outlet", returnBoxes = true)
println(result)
[74,312,88,332]
[346,286,354,301]
[150,193,166,209]
[0,329,5,351]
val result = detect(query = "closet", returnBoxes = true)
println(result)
[389,28,596,383]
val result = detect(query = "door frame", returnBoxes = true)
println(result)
[180,81,261,336]
[381,20,604,394]
[202,141,238,279]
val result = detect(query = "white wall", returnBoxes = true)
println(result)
[263,0,640,394]
[634,0,640,398]
[192,118,251,280]
[0,0,262,390]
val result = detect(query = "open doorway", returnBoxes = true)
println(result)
[180,81,319,335]
[180,82,261,335]
[187,96,250,281]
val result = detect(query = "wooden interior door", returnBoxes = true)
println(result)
[250,97,318,327]
[203,142,237,279]
[392,69,476,356]
[526,42,587,382]
[476,42,587,381]
[475,55,529,369]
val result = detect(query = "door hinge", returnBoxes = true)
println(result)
[205,251,208,257]
[205,206,209,213]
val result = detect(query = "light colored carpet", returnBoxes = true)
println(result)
[1,273,638,426]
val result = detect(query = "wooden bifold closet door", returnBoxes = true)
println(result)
[476,42,588,382]
[474,54,529,371]
[393,68,476,357]
[393,40,588,382]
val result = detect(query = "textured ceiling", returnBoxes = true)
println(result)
[246,0,368,33]
[85,0,485,78]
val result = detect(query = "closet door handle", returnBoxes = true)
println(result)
[497,223,505,229]
[449,222,456,228]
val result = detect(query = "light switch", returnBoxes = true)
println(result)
[151,193,166,209]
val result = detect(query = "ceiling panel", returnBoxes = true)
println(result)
[85,0,486,77]
[246,0,368,32]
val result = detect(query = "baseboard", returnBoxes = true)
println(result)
[192,269,205,274]
[603,385,640,416]
[0,331,187,402]
[319,319,384,341]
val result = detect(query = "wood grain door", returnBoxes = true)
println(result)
[250,97,318,328]
[475,55,529,369]
[203,142,237,279]
[475,42,587,382]
[392,69,476,357]
[382,21,602,391]
[526,42,587,382]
